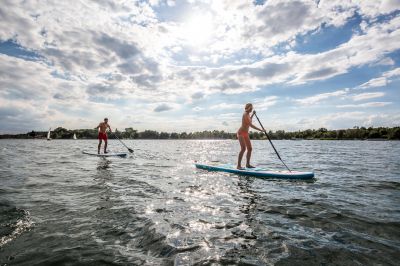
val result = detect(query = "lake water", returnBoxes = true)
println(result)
[0,139,399,265]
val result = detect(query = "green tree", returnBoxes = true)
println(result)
[388,127,400,140]
[159,132,170,139]
[124,127,138,139]
[368,129,381,139]
[170,132,179,139]
[180,132,188,139]
[139,130,159,139]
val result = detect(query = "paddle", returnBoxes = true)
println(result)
[252,111,291,172]
[113,130,134,153]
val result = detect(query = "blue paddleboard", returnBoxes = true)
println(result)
[195,163,314,180]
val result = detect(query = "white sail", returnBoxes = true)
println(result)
[47,128,51,140]
[73,133,77,140]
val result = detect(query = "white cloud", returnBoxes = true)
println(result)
[149,0,160,6]
[359,67,400,89]
[376,57,395,66]
[337,102,392,108]
[1,0,399,97]
[254,96,278,110]
[351,92,385,101]
[294,111,400,130]
[166,0,176,7]
[151,101,182,113]
[348,0,400,18]
[290,17,400,84]
[385,68,400,78]
[169,14,400,95]
[0,0,399,132]
[192,106,204,112]
[359,77,388,89]
[154,103,174,112]
[191,91,205,100]
[209,103,242,110]
[295,89,348,105]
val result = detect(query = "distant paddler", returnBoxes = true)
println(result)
[96,118,112,154]
[237,103,265,169]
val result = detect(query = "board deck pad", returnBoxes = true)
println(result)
[82,151,128,157]
[195,163,314,180]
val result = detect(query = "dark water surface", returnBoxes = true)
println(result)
[0,139,399,265]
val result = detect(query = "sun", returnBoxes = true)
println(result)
[181,13,214,47]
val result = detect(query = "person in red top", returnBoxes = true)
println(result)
[237,103,264,169]
[97,118,112,154]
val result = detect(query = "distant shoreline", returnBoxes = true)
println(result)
[1,126,399,140]
[0,138,398,141]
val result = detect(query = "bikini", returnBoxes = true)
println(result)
[237,130,249,138]
[237,113,251,138]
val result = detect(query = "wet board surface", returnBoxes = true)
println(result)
[82,151,128,157]
[195,163,314,180]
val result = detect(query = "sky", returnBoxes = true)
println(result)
[0,0,399,134]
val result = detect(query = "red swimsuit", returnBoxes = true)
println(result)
[237,130,249,138]
[237,114,251,138]
[98,132,108,141]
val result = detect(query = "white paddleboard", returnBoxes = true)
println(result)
[82,151,128,157]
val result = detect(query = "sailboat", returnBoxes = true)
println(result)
[47,128,51,141]
[73,133,77,140]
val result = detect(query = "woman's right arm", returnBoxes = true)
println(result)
[249,123,263,132]
[245,115,264,132]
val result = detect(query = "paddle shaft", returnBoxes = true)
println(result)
[253,112,291,172]
[113,132,134,153]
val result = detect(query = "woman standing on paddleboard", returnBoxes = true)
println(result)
[237,103,264,169]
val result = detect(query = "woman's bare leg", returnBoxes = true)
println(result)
[237,135,246,169]
[244,135,254,168]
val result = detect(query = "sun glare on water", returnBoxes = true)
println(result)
[181,14,214,47]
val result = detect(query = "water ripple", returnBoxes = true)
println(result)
[0,139,399,265]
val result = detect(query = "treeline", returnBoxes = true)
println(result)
[1,126,400,140]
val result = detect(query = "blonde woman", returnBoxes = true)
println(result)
[237,103,264,169]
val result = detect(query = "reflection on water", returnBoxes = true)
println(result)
[0,139,399,265]
[0,204,33,248]
[97,158,112,171]
[94,159,113,211]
